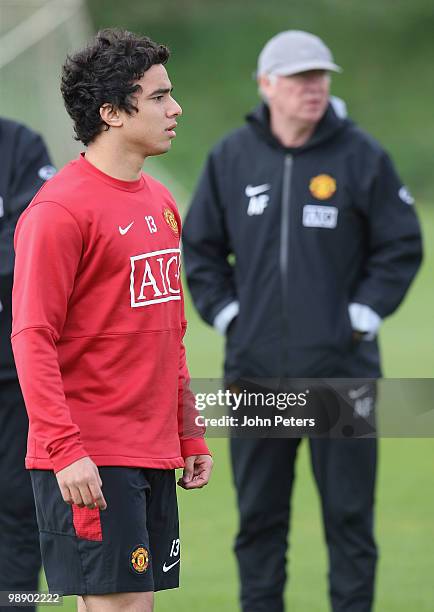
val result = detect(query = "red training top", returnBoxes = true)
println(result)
[12,154,209,473]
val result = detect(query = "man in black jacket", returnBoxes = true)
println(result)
[0,117,55,611]
[183,31,422,612]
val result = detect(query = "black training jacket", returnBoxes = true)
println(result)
[183,103,423,381]
[0,118,54,382]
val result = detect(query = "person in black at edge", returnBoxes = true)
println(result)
[183,31,422,612]
[0,117,55,611]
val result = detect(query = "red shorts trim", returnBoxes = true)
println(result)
[72,505,103,541]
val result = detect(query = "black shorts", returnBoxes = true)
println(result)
[30,467,180,595]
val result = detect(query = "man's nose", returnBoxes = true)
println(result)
[169,97,182,117]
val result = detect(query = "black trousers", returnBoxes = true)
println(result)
[0,381,41,612]
[230,436,377,612]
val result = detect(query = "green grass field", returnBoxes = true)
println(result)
[37,204,434,611]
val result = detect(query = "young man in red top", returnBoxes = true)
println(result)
[11,29,212,612]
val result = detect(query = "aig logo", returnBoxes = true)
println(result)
[130,248,181,308]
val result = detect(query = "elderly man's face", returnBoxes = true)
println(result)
[260,69,330,125]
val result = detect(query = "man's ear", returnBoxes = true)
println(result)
[257,74,276,100]
[99,103,123,128]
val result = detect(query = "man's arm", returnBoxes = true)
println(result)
[0,122,54,300]
[177,285,213,490]
[183,152,238,335]
[6,127,55,220]
[12,202,106,509]
[350,151,423,332]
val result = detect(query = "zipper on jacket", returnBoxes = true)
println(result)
[280,154,293,379]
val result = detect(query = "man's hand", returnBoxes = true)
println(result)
[55,456,107,510]
[177,454,213,490]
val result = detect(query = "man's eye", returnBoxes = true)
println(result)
[154,95,164,101]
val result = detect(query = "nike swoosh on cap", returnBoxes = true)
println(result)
[245,183,271,197]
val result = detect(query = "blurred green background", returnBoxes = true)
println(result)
[0,0,433,610]
[86,0,434,199]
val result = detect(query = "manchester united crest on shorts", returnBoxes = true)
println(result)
[309,174,337,200]
[163,208,179,235]
[130,545,149,574]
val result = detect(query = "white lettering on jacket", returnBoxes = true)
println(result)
[302,205,338,229]
[130,248,181,307]
[245,184,270,216]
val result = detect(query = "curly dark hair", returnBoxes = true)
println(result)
[61,29,170,145]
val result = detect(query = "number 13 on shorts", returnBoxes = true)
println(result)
[170,538,180,557]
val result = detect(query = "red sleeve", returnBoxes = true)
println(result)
[11,201,89,472]
[177,283,211,459]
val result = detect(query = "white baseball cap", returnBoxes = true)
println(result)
[257,30,342,77]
